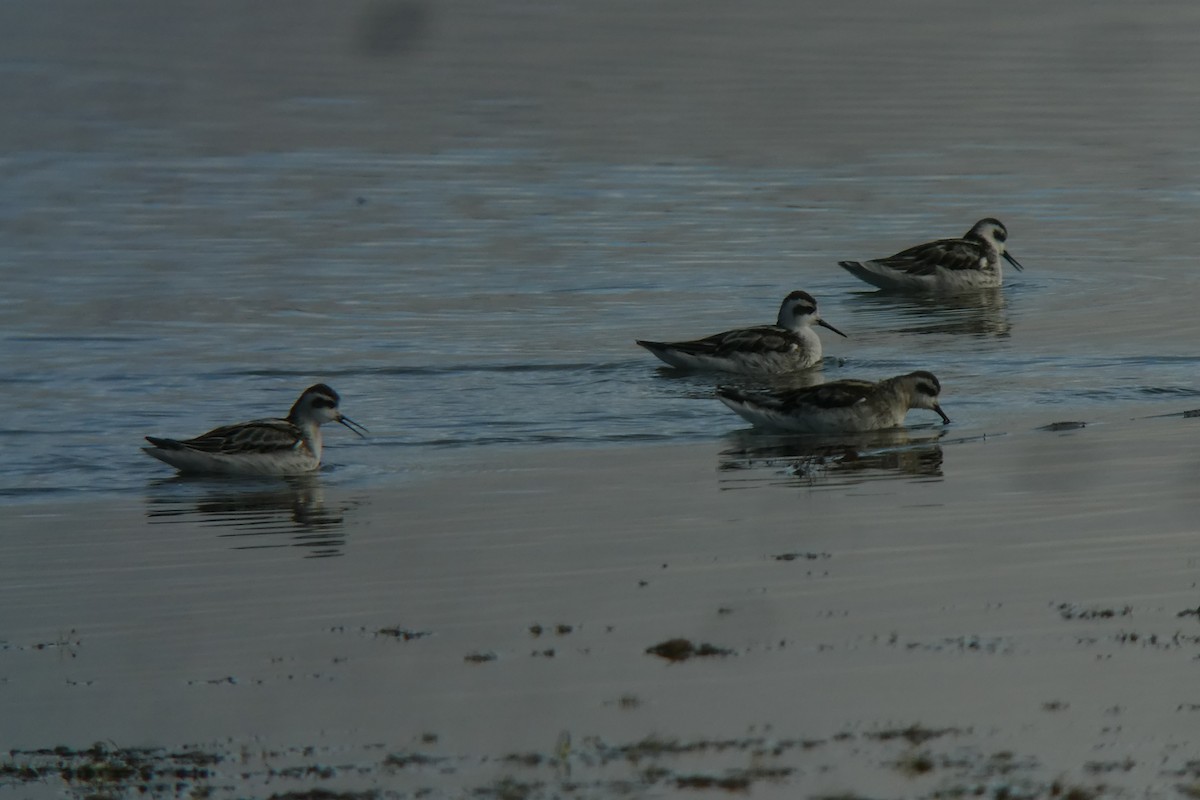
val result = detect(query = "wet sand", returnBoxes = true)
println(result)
[5,415,1200,798]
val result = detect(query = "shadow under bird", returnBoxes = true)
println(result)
[717,371,950,433]
[838,218,1024,292]
[636,290,847,375]
[143,384,367,476]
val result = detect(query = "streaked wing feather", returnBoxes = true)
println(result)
[181,418,302,454]
[670,326,795,357]
[712,326,796,356]
[784,380,875,410]
[880,238,986,275]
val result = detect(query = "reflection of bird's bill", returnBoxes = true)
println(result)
[1002,251,1024,271]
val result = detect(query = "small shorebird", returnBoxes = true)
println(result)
[636,290,847,375]
[716,371,950,433]
[838,218,1023,292]
[143,384,367,475]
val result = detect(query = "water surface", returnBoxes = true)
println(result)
[5,2,1200,505]
[5,149,1200,503]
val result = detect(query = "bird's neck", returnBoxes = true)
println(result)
[297,420,323,460]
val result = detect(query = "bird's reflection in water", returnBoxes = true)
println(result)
[144,475,363,558]
[718,427,945,489]
[848,288,1011,338]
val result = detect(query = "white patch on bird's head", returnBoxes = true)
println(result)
[778,290,848,338]
[964,218,1023,272]
[901,371,951,423]
[292,383,367,434]
[290,384,342,424]
[776,290,819,330]
[285,384,367,437]
[907,371,941,401]
[965,218,1008,250]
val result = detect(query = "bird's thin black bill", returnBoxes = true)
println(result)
[339,416,369,437]
[1003,252,1024,272]
[818,319,849,338]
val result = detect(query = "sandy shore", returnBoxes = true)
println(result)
[4,415,1200,798]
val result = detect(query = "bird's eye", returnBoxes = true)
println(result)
[312,398,335,409]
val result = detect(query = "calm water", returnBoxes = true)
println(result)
[5,1,1200,506]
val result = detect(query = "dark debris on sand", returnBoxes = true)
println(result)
[645,638,735,662]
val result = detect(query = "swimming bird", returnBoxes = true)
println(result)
[716,371,950,433]
[636,290,847,375]
[838,218,1023,292]
[142,384,367,475]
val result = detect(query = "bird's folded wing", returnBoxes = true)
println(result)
[182,418,301,454]
[786,380,874,410]
[883,239,984,275]
[708,327,795,356]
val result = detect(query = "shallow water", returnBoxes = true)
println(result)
[5,2,1200,505]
